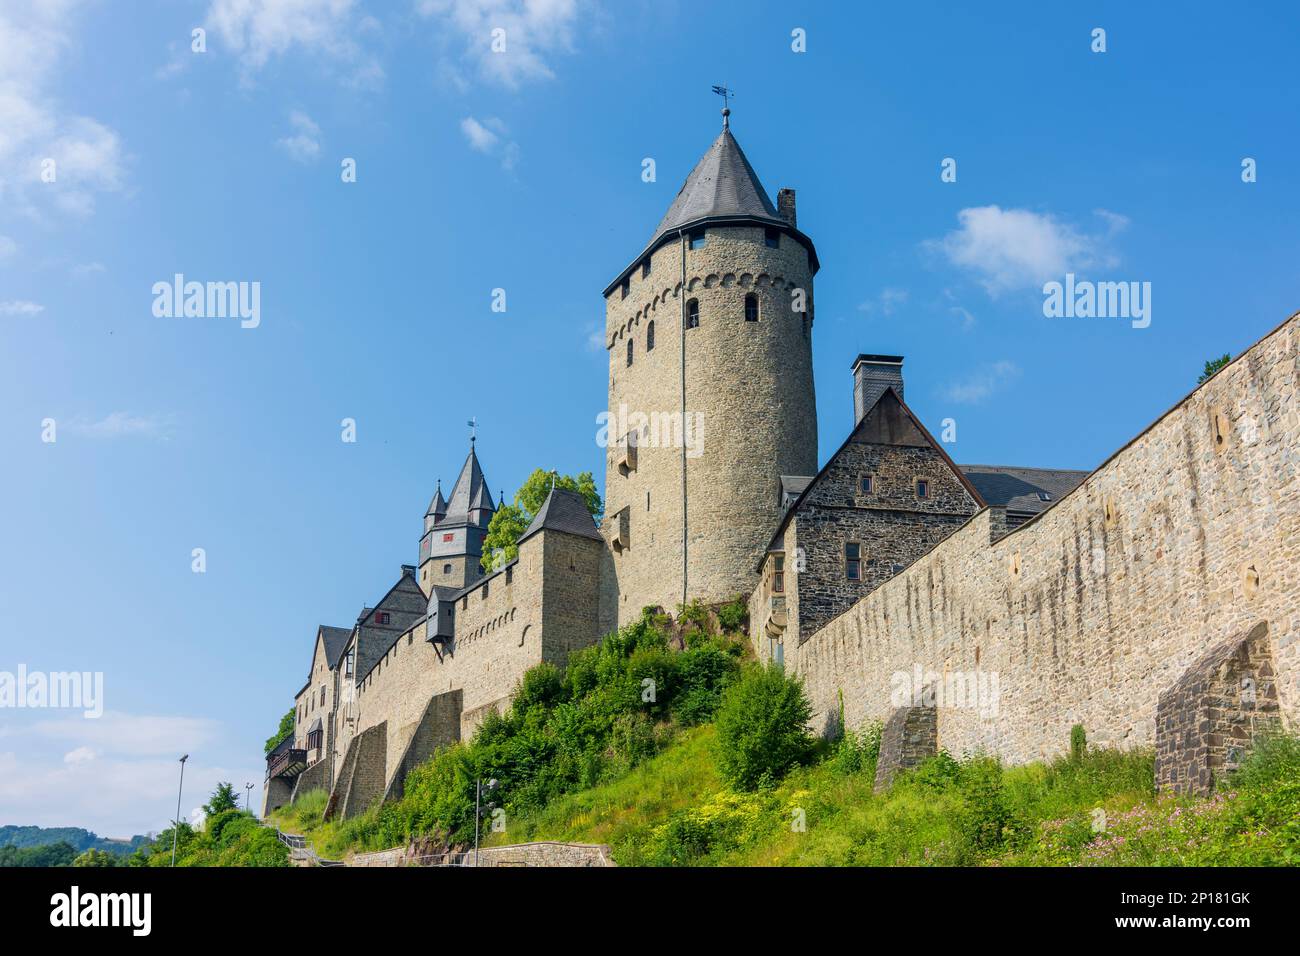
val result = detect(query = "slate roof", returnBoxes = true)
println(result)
[780,475,813,511]
[425,481,447,519]
[518,486,602,545]
[319,626,352,670]
[602,123,819,296]
[441,446,493,526]
[958,465,1089,518]
[648,128,784,249]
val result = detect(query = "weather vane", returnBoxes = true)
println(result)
[712,84,734,128]
[467,416,477,445]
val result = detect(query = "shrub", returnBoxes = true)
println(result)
[1230,732,1300,791]
[954,757,1013,858]
[715,595,748,635]
[832,721,882,776]
[714,663,813,790]
[1070,724,1087,763]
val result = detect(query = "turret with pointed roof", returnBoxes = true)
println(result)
[417,443,496,597]
[599,110,819,626]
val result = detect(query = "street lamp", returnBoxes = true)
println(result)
[245,782,255,816]
[473,778,499,867]
[171,754,188,867]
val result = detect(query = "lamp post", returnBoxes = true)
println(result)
[473,778,498,867]
[245,781,255,816]
[171,754,188,867]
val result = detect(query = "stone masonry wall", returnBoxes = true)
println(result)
[603,225,818,625]
[1155,622,1281,795]
[790,312,1300,766]
[873,706,938,791]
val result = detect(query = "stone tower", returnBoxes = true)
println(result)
[417,443,495,597]
[600,112,819,625]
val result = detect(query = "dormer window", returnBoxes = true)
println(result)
[686,299,700,329]
[764,227,780,249]
[1037,491,1052,502]
[744,294,758,322]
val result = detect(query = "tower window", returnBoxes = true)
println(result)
[860,475,874,494]
[686,299,700,329]
[646,320,655,351]
[845,543,862,581]
[646,491,650,511]
[627,339,634,367]
[744,294,758,322]
[620,278,630,299]
[764,227,780,249]
[442,533,454,542]
[642,259,651,279]
[443,563,452,574]
[773,554,785,593]
[689,230,706,250]
[916,479,929,500]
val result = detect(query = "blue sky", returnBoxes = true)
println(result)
[1,0,1297,837]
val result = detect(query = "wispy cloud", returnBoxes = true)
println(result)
[419,0,582,89]
[857,287,908,317]
[206,0,384,88]
[71,261,105,279]
[942,360,1020,404]
[0,0,127,220]
[925,206,1125,296]
[276,110,322,163]
[0,299,44,316]
[460,115,519,171]
[64,412,175,441]
[0,235,16,258]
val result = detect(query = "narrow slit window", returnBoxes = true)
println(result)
[845,543,861,581]
[744,294,759,322]
[646,320,655,351]
[686,299,700,329]
[626,339,633,367]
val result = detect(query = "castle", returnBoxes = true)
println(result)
[265,112,1298,818]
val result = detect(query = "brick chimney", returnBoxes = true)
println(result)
[777,188,796,227]
[852,355,904,425]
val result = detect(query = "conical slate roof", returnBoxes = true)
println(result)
[518,486,602,545]
[442,446,494,526]
[646,128,784,251]
[425,481,447,519]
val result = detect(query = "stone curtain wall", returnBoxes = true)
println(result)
[603,226,819,626]
[792,312,1300,765]
[349,841,615,868]
[1156,622,1281,795]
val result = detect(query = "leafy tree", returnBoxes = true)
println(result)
[1198,353,1231,384]
[714,663,813,790]
[264,707,295,756]
[72,848,118,867]
[481,469,602,571]
[204,782,241,816]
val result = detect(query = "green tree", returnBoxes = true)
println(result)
[204,782,241,816]
[481,469,602,571]
[715,663,813,790]
[72,848,118,867]
[264,707,295,756]
[1198,353,1231,384]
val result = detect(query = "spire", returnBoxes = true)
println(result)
[645,126,783,251]
[426,478,447,520]
[441,445,493,527]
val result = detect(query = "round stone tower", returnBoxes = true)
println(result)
[601,112,819,624]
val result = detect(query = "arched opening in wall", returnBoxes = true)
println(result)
[744,294,758,322]
[519,624,529,648]
[646,320,655,351]
[686,298,700,329]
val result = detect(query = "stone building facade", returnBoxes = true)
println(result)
[266,114,1299,821]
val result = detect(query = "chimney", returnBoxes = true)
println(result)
[777,188,796,227]
[852,355,904,425]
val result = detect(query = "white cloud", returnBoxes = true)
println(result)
[926,206,1123,296]
[63,745,96,765]
[460,115,519,171]
[64,412,175,441]
[942,360,1020,404]
[0,299,44,315]
[0,0,127,219]
[71,261,105,279]
[857,287,908,317]
[0,235,16,258]
[419,0,582,89]
[277,110,322,162]
[207,0,383,88]
[20,711,220,755]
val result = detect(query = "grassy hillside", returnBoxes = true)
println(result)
[270,605,1300,867]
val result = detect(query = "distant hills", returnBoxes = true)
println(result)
[0,825,150,856]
